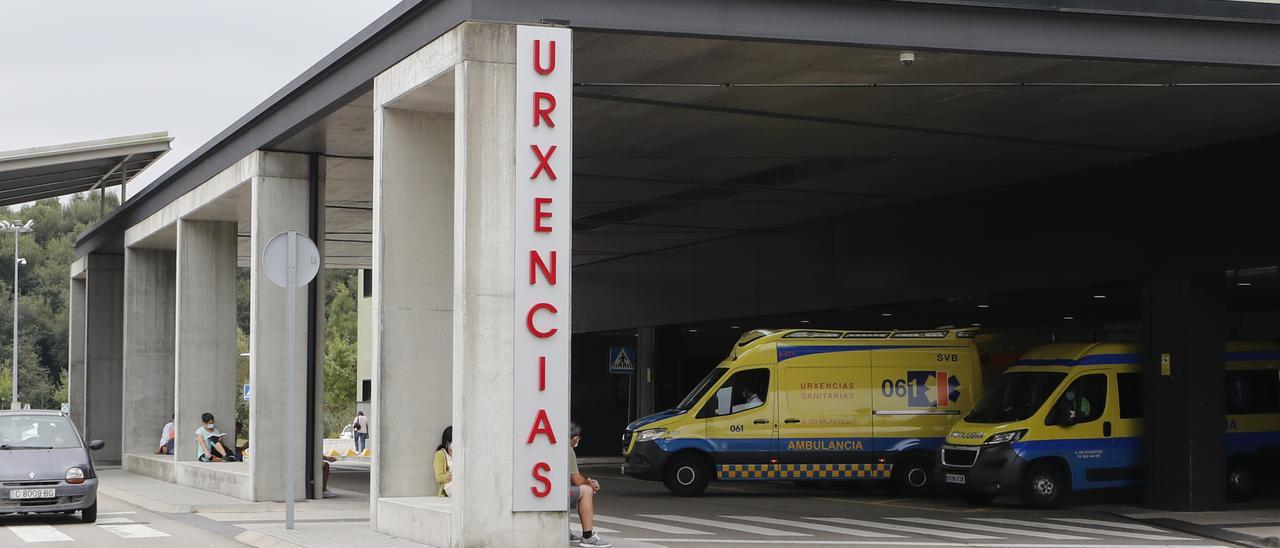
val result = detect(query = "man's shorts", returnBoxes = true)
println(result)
[568,485,580,509]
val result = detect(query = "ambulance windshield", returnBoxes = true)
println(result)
[677,368,728,411]
[966,371,1067,423]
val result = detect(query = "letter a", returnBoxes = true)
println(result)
[526,409,558,444]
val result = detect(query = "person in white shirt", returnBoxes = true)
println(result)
[351,411,369,453]
[731,385,764,414]
[157,415,175,454]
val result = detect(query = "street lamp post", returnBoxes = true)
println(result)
[0,220,33,409]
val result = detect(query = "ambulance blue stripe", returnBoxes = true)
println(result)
[1016,353,1142,366]
[777,345,967,362]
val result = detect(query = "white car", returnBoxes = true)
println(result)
[339,425,354,440]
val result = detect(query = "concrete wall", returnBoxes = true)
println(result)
[84,254,124,463]
[122,248,176,455]
[175,220,238,463]
[68,275,86,433]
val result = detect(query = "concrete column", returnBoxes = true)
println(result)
[370,108,454,507]
[175,220,238,463]
[68,274,86,433]
[84,254,124,463]
[1142,273,1226,510]
[249,152,312,502]
[637,327,656,418]
[122,248,176,456]
[452,44,564,546]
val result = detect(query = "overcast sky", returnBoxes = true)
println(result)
[0,0,402,197]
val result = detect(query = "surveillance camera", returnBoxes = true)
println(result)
[899,52,915,66]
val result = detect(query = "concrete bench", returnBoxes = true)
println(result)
[123,453,252,501]
[376,496,452,547]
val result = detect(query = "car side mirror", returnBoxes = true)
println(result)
[88,440,105,451]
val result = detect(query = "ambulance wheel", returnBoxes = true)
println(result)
[890,458,935,497]
[664,454,710,496]
[1228,462,1256,501]
[1022,462,1068,508]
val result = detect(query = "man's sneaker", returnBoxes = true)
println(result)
[322,489,337,499]
[579,534,612,547]
[569,532,582,543]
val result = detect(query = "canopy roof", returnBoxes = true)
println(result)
[0,132,171,207]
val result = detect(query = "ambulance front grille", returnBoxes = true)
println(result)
[941,445,979,468]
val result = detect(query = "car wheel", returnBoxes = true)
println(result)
[1022,462,1068,508]
[891,458,935,497]
[663,454,710,496]
[81,500,97,523]
[1228,462,1257,501]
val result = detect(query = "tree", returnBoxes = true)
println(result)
[323,335,357,437]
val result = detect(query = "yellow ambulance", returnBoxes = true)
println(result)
[939,341,1280,507]
[621,328,983,496]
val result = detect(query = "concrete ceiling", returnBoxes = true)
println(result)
[269,31,1280,270]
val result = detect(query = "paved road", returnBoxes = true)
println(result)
[578,464,1229,547]
[0,493,242,546]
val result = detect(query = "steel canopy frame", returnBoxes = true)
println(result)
[73,0,1280,257]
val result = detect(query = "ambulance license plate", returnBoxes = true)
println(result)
[945,473,966,484]
[10,488,55,499]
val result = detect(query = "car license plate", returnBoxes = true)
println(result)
[945,473,966,484]
[10,488,55,499]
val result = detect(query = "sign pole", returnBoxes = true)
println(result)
[261,230,319,532]
[284,231,297,529]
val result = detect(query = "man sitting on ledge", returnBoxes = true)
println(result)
[195,412,238,462]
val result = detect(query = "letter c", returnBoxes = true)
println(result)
[526,302,558,338]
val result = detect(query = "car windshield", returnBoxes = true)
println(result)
[676,368,728,411]
[0,415,81,449]
[966,372,1067,423]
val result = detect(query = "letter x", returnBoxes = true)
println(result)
[530,145,557,181]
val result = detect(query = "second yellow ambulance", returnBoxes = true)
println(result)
[621,328,983,496]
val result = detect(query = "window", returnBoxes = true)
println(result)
[1051,374,1107,425]
[1116,373,1143,419]
[0,415,81,449]
[1226,370,1280,414]
[362,269,373,298]
[701,368,770,418]
[361,379,372,402]
[967,372,1066,423]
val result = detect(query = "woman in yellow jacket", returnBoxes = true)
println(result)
[433,426,453,496]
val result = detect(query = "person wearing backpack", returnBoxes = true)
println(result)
[351,411,369,453]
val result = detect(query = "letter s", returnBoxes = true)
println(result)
[531,462,552,497]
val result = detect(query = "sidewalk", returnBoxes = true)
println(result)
[99,465,659,548]
[1103,501,1280,548]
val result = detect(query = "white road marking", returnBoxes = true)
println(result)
[97,517,170,539]
[592,514,712,535]
[641,515,810,537]
[97,511,137,516]
[723,515,905,538]
[811,517,1001,540]
[1048,517,1170,532]
[974,518,1191,541]
[6,525,73,542]
[890,517,1095,540]
[625,540,1228,547]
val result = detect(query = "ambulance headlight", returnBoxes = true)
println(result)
[635,428,667,443]
[983,429,1027,445]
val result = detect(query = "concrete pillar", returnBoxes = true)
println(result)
[452,40,564,546]
[637,327,656,418]
[249,152,313,502]
[122,248,176,456]
[370,107,455,513]
[175,220,238,463]
[84,254,124,463]
[1142,273,1226,510]
[68,274,86,433]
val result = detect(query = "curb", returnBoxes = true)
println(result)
[1102,509,1277,548]
[234,530,305,548]
[98,486,192,514]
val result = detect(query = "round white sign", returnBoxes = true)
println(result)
[262,231,320,288]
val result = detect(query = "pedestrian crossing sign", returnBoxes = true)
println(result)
[609,346,636,374]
